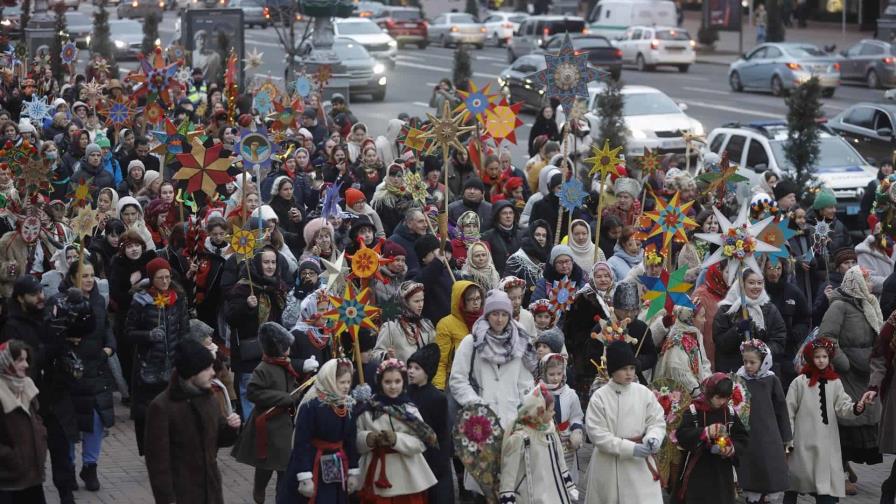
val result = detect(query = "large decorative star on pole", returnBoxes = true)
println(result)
[173,137,234,198]
[454,80,498,124]
[532,33,599,113]
[586,139,625,180]
[695,201,780,283]
[345,238,395,285]
[150,118,196,166]
[21,95,52,124]
[484,97,523,146]
[322,283,381,341]
[756,218,796,266]
[643,191,698,254]
[127,47,183,108]
[421,101,476,156]
[639,266,695,321]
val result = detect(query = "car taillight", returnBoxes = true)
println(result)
[450,25,459,32]
[614,48,622,58]
[832,62,840,71]
[581,27,588,34]
[884,57,895,65]
[262,6,269,17]
[650,39,658,49]
[786,62,802,70]
[543,27,549,37]
[480,26,486,33]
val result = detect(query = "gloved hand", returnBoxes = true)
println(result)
[149,328,166,342]
[633,443,651,458]
[379,430,397,447]
[347,475,362,493]
[736,319,751,335]
[298,479,315,498]
[662,313,675,328]
[569,430,584,450]
[646,437,660,454]
[303,355,319,373]
[366,431,381,448]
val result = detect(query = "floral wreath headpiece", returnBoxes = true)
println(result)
[376,358,407,377]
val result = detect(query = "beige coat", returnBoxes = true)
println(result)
[373,319,435,364]
[785,374,858,496]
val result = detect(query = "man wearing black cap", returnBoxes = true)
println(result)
[447,177,493,232]
[145,338,241,504]
[301,107,329,146]
[531,172,578,241]
[414,234,453,323]
[773,179,799,212]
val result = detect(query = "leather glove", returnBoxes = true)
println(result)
[347,474,362,493]
[298,479,315,498]
[633,443,651,458]
[662,313,675,328]
[303,355,319,373]
[379,430,397,447]
[646,438,660,454]
[569,430,584,450]
[149,328,166,342]
[366,431,381,448]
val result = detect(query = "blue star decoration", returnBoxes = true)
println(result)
[532,33,599,113]
[294,75,312,97]
[253,89,274,117]
[21,95,52,123]
[756,218,796,266]
[559,178,587,212]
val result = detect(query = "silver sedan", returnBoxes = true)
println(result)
[426,12,486,49]
[728,43,840,98]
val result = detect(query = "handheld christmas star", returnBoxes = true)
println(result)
[267,96,304,131]
[454,80,498,124]
[398,123,430,154]
[60,41,78,65]
[313,64,333,89]
[639,266,695,321]
[696,151,748,196]
[101,97,137,130]
[638,148,662,178]
[230,224,262,257]
[70,206,97,240]
[757,218,796,266]
[152,292,170,309]
[532,33,599,113]
[252,80,279,117]
[173,137,235,198]
[244,47,264,70]
[345,238,395,284]
[322,283,381,340]
[548,276,577,312]
[83,79,105,107]
[484,97,523,146]
[128,47,183,108]
[559,178,587,212]
[150,118,194,165]
[16,152,50,196]
[403,170,429,205]
[586,139,624,180]
[70,178,93,207]
[421,101,476,156]
[21,95,52,124]
[293,74,313,97]
[644,191,698,253]
[694,201,780,283]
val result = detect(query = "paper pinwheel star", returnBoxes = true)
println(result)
[696,151,748,195]
[398,123,430,154]
[83,79,105,107]
[559,178,587,212]
[639,266,695,321]
[129,48,183,108]
[294,74,312,97]
[548,276,577,312]
[152,293,170,309]
[639,149,661,177]
[586,139,624,180]
[174,67,191,85]
[143,102,166,126]
[230,225,262,257]
[757,218,796,266]
[244,47,264,70]
[421,101,476,156]
[70,178,93,207]
[404,171,429,204]
[694,201,780,283]
[484,97,523,146]
[60,42,78,65]
[102,97,136,129]
[345,238,395,284]
[267,96,303,131]
[151,118,193,165]
[322,283,381,340]
[532,33,599,113]
[644,191,698,253]
[454,80,498,124]
[253,80,279,117]
[70,206,97,240]
[21,96,52,123]
[173,137,235,198]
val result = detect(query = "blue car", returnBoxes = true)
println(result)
[728,42,840,98]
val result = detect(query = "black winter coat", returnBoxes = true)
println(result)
[675,405,749,504]
[812,271,844,327]
[414,258,453,324]
[388,222,423,280]
[712,302,787,373]
[481,200,521,275]
[71,159,115,198]
[0,302,50,390]
[765,279,811,388]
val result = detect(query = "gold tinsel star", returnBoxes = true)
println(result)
[421,101,475,156]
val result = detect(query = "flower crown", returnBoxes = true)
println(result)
[644,247,664,266]
[376,358,407,377]
[739,338,769,357]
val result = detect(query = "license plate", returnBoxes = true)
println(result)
[666,46,685,51]
[402,22,417,27]
[847,204,860,215]
[661,140,681,149]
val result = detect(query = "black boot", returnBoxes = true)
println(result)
[882,478,896,504]
[79,463,100,491]
[60,489,76,504]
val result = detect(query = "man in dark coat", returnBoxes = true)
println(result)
[414,235,453,324]
[530,173,583,243]
[447,178,492,232]
[388,208,428,280]
[120,137,160,174]
[764,260,810,389]
[70,143,115,197]
[481,200,521,274]
[145,338,241,504]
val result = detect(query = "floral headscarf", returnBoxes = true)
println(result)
[461,241,500,292]
[299,358,355,409]
[801,337,839,387]
[538,353,567,388]
[457,211,481,243]
[508,383,556,436]
[722,276,770,330]
[839,265,884,332]
[692,372,732,412]
[736,339,774,380]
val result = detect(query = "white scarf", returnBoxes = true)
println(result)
[722,279,770,330]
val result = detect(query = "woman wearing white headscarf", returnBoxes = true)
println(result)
[563,219,605,273]
[819,265,884,480]
[460,241,501,292]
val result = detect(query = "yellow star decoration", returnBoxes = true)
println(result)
[644,191,698,253]
[453,80,499,124]
[639,148,661,177]
[230,225,259,257]
[73,180,91,203]
[586,139,624,180]
[70,206,97,239]
[421,101,476,156]
[404,126,428,153]
[403,170,428,204]
[152,292,170,309]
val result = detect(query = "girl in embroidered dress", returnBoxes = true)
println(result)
[784,338,866,504]
[355,358,438,504]
[538,353,584,484]
[281,358,360,504]
[498,383,579,503]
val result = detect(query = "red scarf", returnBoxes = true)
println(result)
[462,310,482,331]
[801,363,839,387]
[262,355,301,380]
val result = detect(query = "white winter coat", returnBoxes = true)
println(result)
[584,380,666,504]
[785,374,859,497]
[499,429,576,503]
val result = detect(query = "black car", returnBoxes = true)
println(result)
[295,38,388,102]
[826,102,896,164]
[498,53,603,111]
[538,33,621,80]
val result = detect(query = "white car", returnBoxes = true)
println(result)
[482,11,527,47]
[333,17,398,67]
[615,25,696,72]
[567,84,703,157]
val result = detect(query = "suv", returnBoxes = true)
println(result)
[704,121,876,221]
[375,6,427,49]
[507,15,586,62]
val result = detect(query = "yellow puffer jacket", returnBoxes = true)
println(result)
[433,280,478,390]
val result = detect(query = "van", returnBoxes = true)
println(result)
[586,0,677,39]
[507,15,587,61]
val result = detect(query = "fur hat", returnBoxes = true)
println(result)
[833,247,858,269]
[188,319,215,343]
[302,217,334,248]
[773,179,798,201]
[382,240,407,259]
[259,322,294,357]
[535,328,564,354]
[613,281,640,311]
[349,215,376,243]
[483,289,512,316]
[613,177,641,198]
[407,343,440,381]
[175,338,214,378]
[606,340,638,376]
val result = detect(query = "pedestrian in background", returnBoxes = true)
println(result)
[754,4,768,44]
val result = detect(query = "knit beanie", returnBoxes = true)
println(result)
[175,338,215,378]
[812,187,837,210]
[548,173,563,192]
[127,159,145,173]
[414,234,440,262]
[613,281,640,311]
[399,280,424,300]
[298,258,322,275]
[833,247,858,269]
[382,240,407,259]
[535,328,564,354]
[95,136,111,149]
[463,177,485,192]
[12,275,41,297]
[259,322,294,357]
[345,188,366,208]
[85,143,101,157]
[407,342,440,381]
[606,340,638,376]
[146,257,172,281]
[773,179,798,201]
[483,289,513,316]
[549,244,574,265]
[188,319,215,343]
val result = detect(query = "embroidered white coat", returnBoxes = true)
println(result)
[584,380,666,504]
[499,429,576,504]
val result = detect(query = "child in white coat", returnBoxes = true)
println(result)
[784,338,866,504]
[539,353,584,484]
[584,340,666,504]
[498,383,579,503]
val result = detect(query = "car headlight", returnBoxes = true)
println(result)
[114,40,126,49]
[629,128,648,140]
[154,37,161,46]
[387,40,397,48]
[85,35,91,46]
[373,62,385,74]
[692,122,705,136]
[0,19,11,26]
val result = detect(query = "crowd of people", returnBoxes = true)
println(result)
[0,41,895,504]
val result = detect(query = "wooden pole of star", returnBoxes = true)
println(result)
[555,127,570,245]
[594,172,606,263]
[354,333,365,385]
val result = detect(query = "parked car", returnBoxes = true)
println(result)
[374,6,427,49]
[295,38,387,101]
[117,0,170,18]
[88,19,146,59]
[837,39,896,89]
[705,121,875,222]
[826,102,896,163]
[615,25,695,73]
[0,3,30,37]
[586,0,677,39]
[728,43,840,97]
[482,11,527,47]
[333,17,397,67]
[538,33,621,80]
[65,11,93,48]
[507,15,586,62]
[581,84,704,157]
[426,12,486,49]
